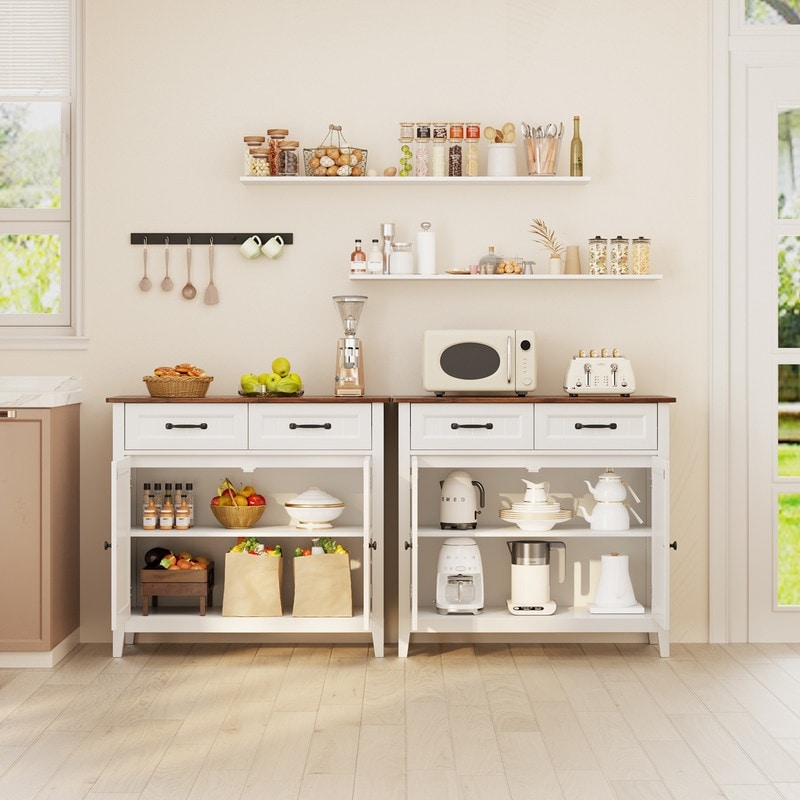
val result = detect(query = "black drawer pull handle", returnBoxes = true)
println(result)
[165,422,208,430]
[450,422,494,430]
[574,422,617,430]
[289,422,332,430]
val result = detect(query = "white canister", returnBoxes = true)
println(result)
[416,222,436,275]
[487,143,517,177]
[389,242,413,275]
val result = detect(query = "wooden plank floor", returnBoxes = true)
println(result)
[0,641,799,798]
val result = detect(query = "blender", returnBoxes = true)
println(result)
[333,295,367,396]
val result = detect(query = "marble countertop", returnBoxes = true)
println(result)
[0,376,82,407]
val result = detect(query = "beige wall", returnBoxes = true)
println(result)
[1,0,711,644]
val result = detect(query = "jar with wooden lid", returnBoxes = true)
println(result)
[249,148,270,177]
[267,129,288,177]
[278,141,300,176]
[243,135,266,175]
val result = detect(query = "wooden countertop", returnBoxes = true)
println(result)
[107,394,675,404]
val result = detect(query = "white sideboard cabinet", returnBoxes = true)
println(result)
[107,396,386,657]
[396,396,676,657]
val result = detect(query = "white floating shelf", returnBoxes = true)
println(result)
[240,176,591,186]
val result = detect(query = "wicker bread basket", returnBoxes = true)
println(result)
[143,375,213,398]
[210,504,265,529]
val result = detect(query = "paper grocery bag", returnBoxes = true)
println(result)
[292,553,353,617]
[222,552,283,616]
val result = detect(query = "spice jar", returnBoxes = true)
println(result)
[464,122,480,177]
[448,123,464,177]
[588,236,608,275]
[431,123,447,177]
[631,236,651,274]
[609,235,630,275]
[414,122,431,177]
[250,149,270,177]
[278,141,299,176]
[267,128,288,177]
[243,135,266,175]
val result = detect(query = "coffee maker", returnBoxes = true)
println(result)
[435,537,484,615]
[333,295,367,396]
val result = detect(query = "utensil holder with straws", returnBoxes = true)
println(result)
[525,122,563,176]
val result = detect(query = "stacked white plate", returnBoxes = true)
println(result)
[499,498,573,532]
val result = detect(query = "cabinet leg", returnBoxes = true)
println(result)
[650,630,670,657]
[398,636,410,658]
[112,629,125,658]
[371,630,384,658]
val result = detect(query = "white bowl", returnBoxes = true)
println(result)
[284,486,345,529]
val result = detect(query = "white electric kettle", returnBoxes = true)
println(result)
[440,470,485,530]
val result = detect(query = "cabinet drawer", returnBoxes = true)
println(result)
[249,404,372,450]
[124,404,248,450]
[410,404,534,450]
[534,403,657,450]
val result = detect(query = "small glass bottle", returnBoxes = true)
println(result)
[153,482,163,512]
[448,123,464,177]
[350,239,366,274]
[431,123,447,177]
[175,500,191,530]
[184,482,195,527]
[142,482,153,519]
[399,122,414,177]
[414,122,431,177]
[367,238,383,274]
[143,500,158,531]
[570,115,583,177]
[464,122,480,177]
[631,236,651,274]
[588,236,608,275]
[159,499,175,530]
[164,483,173,510]
[609,236,630,275]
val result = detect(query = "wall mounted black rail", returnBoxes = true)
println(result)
[130,233,294,246]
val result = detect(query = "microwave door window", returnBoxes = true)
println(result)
[440,342,502,380]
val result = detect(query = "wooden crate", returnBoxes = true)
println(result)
[141,563,214,615]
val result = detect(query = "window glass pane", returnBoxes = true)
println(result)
[746,0,800,24]
[778,236,800,347]
[0,233,61,313]
[777,494,800,606]
[779,365,800,476]
[0,102,61,210]
[779,110,800,219]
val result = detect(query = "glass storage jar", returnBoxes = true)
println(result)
[464,122,480,177]
[631,236,651,274]
[609,235,630,275]
[431,122,447,177]
[414,122,431,177]
[448,123,464,177]
[243,135,266,175]
[278,141,300,176]
[588,236,608,275]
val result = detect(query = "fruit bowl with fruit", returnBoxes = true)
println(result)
[239,356,303,398]
[210,478,267,529]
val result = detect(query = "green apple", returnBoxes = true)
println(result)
[272,356,291,377]
[264,372,282,392]
[240,373,260,393]
[287,373,303,387]
[276,375,302,394]
[257,373,270,385]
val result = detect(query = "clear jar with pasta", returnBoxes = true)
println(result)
[464,122,480,177]
[588,236,608,275]
[432,123,447,177]
[631,236,651,274]
[414,122,431,177]
[609,235,630,275]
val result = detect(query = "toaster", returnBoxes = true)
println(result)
[564,349,635,396]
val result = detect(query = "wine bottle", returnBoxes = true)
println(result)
[570,115,583,177]
[350,239,366,274]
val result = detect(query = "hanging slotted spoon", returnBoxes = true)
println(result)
[203,238,219,305]
[138,237,151,291]
[181,237,197,299]
[161,236,173,291]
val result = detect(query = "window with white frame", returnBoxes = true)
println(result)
[0,0,83,346]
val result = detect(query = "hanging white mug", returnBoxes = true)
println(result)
[261,235,284,259]
[239,235,262,259]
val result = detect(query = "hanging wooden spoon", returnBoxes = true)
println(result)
[203,238,219,305]
[161,236,173,291]
[181,237,197,299]
[138,237,152,291]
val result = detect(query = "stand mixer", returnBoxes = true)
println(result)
[333,295,367,396]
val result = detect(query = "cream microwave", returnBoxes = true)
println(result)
[422,329,536,396]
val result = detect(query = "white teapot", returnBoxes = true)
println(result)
[584,469,640,504]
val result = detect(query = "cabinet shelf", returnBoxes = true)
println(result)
[132,524,366,539]
[415,607,657,634]
[125,606,368,634]
[241,176,591,186]
[417,525,654,539]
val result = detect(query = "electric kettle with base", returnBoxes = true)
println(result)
[440,470,485,530]
[506,540,566,615]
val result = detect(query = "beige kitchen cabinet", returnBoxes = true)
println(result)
[0,404,80,666]
[396,396,675,657]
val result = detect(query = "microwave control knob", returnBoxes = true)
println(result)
[521,377,533,386]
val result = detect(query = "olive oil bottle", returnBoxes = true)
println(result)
[570,115,583,177]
